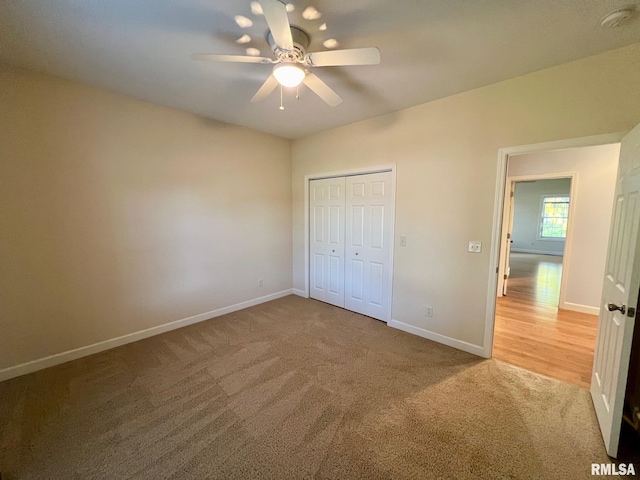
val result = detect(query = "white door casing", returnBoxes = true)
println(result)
[486,133,625,359]
[345,171,394,322]
[591,122,640,457]
[309,177,346,307]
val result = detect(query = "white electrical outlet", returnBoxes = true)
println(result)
[258,279,263,287]
[468,241,482,253]
[425,306,433,317]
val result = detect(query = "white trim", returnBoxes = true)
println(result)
[511,249,564,256]
[389,319,485,357]
[0,289,293,382]
[303,164,397,321]
[485,131,625,358]
[559,301,601,316]
[292,288,307,297]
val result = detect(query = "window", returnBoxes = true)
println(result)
[540,195,570,239]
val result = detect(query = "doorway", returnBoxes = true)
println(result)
[490,142,621,388]
[502,177,573,301]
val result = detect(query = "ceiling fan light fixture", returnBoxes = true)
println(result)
[192,0,379,107]
[273,63,305,87]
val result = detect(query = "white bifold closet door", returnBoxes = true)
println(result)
[344,172,393,321]
[309,171,393,322]
[309,177,346,308]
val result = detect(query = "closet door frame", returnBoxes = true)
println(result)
[302,164,397,322]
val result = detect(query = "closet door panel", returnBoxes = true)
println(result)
[310,177,345,307]
[345,172,393,321]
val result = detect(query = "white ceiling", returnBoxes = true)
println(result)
[1,1,639,139]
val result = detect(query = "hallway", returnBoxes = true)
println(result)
[493,253,599,389]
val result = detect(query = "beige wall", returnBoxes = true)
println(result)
[292,43,640,352]
[508,144,620,314]
[3,41,640,373]
[0,63,292,371]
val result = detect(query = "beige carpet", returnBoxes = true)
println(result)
[0,295,614,479]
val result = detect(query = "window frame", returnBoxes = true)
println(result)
[538,194,570,241]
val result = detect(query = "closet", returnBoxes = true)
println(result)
[309,171,394,322]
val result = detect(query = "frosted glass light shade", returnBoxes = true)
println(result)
[273,63,305,87]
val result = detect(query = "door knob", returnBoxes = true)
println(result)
[332,250,335,253]
[355,252,359,255]
[607,303,626,314]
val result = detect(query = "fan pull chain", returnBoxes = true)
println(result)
[279,85,284,110]
[296,85,299,100]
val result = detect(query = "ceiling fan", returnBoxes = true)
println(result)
[191,0,381,107]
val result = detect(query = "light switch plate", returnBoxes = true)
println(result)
[400,235,407,247]
[468,241,482,253]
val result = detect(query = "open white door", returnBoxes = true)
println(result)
[591,123,640,457]
[502,182,516,296]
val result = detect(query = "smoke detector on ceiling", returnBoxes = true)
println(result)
[600,8,635,28]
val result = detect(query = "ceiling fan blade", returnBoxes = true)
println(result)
[251,75,280,103]
[259,0,294,51]
[191,53,271,64]
[302,72,343,106]
[305,47,381,67]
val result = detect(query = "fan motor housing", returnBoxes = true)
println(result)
[267,26,309,62]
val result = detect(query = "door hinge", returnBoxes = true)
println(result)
[510,191,514,198]
[496,267,499,274]
[504,274,508,280]
[628,307,636,318]
[506,233,511,239]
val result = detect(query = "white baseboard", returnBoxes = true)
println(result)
[559,301,600,316]
[388,319,485,357]
[0,289,293,383]
[511,248,563,256]
[292,288,307,298]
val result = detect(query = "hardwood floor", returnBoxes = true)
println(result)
[493,253,599,389]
